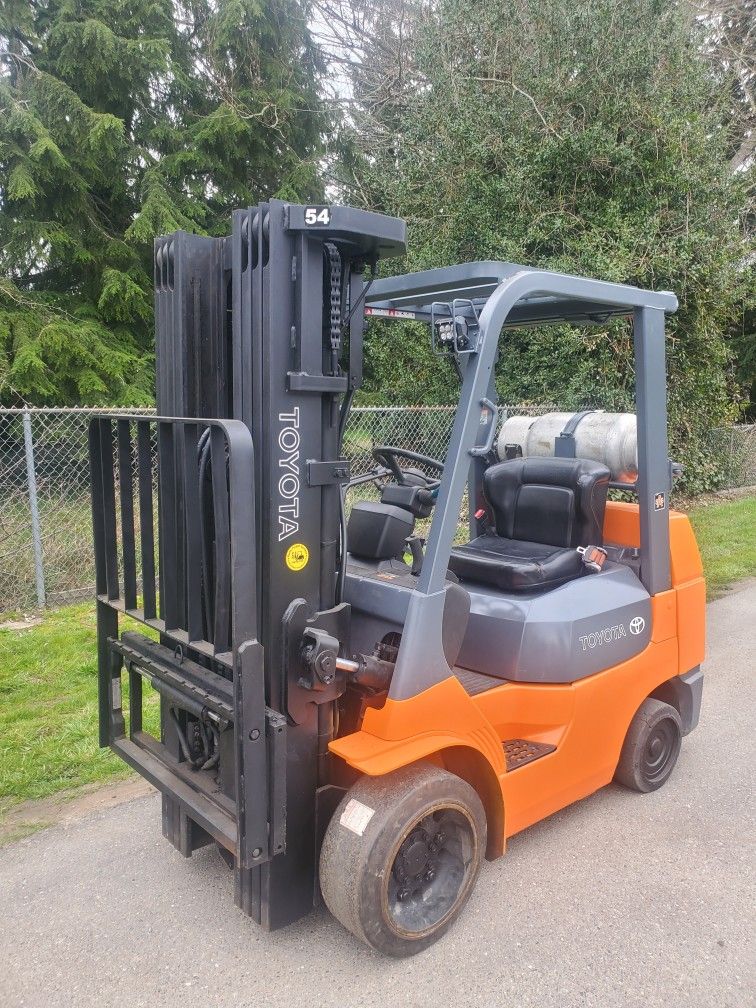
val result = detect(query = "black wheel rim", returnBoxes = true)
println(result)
[641,718,679,786]
[385,806,476,937]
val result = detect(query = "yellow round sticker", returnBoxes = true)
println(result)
[285,543,309,571]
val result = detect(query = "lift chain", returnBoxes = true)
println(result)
[324,242,342,353]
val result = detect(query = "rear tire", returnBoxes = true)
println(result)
[320,763,486,957]
[614,698,682,793]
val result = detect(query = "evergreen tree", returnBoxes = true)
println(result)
[0,0,323,405]
[338,0,752,491]
[698,0,756,417]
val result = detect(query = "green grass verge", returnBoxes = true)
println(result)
[690,496,756,598]
[0,604,159,812]
[0,496,753,817]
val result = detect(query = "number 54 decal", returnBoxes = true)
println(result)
[304,206,331,226]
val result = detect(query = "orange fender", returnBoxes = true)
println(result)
[330,676,506,778]
[329,677,508,857]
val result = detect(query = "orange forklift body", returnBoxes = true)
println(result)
[330,504,705,853]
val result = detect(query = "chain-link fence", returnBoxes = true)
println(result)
[342,404,551,480]
[706,424,756,490]
[0,408,157,613]
[1,406,754,615]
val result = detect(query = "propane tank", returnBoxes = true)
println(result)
[497,411,638,483]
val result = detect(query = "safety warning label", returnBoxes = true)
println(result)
[340,798,376,836]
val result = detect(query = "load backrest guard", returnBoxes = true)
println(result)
[89,415,284,879]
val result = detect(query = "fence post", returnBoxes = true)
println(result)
[729,425,737,487]
[23,409,46,608]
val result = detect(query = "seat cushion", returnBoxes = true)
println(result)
[449,533,584,592]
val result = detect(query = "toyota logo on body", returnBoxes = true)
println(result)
[629,616,646,635]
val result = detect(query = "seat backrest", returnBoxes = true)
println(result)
[483,457,610,548]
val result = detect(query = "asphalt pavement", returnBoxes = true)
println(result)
[1,581,754,1008]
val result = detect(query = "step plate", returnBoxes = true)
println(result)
[503,739,556,771]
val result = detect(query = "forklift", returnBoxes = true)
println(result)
[89,200,705,957]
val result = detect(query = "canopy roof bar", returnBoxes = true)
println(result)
[366,261,678,327]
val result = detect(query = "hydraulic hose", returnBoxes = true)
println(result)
[168,707,195,764]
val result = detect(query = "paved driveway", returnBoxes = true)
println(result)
[1,582,754,1008]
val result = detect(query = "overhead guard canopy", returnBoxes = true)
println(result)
[365,261,678,327]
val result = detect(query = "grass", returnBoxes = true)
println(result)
[689,495,756,598]
[0,495,753,822]
[0,604,160,814]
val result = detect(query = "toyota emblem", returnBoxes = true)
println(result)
[629,616,646,635]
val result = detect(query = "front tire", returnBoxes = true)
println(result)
[614,698,682,793]
[320,763,486,957]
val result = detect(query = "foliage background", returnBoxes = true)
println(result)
[0,0,323,404]
[1,0,754,491]
[332,0,754,490]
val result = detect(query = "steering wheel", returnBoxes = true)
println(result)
[371,446,445,488]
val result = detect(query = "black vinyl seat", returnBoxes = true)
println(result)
[449,456,610,592]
